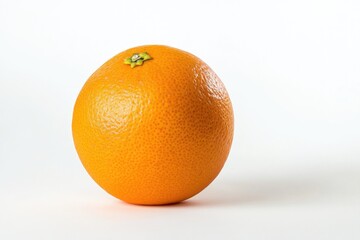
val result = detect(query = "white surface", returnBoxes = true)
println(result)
[1,0,360,239]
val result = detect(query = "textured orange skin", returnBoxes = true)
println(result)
[72,45,234,205]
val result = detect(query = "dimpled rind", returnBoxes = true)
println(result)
[72,45,234,205]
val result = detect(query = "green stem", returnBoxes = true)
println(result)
[124,52,152,68]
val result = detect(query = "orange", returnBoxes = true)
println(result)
[72,45,234,205]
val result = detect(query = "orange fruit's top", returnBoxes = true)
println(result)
[72,45,234,205]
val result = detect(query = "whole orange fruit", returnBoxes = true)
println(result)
[72,45,234,205]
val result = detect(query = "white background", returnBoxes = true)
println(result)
[1,0,360,239]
